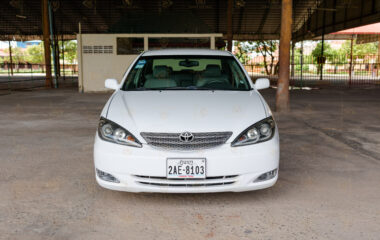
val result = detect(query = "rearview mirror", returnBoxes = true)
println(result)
[105,78,119,90]
[255,78,270,90]
[179,60,199,67]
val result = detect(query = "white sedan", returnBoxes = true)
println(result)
[94,49,279,193]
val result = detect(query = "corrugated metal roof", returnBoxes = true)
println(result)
[0,0,318,39]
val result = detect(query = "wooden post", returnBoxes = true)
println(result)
[275,0,292,112]
[8,40,13,76]
[227,0,233,52]
[42,0,53,88]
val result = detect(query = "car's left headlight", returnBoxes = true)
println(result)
[231,116,276,147]
[98,117,142,147]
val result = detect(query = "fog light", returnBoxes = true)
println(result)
[254,169,277,182]
[96,169,120,183]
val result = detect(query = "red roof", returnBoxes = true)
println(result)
[332,23,380,35]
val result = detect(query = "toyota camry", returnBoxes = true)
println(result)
[94,49,279,193]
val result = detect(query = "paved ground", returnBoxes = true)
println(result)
[0,76,77,94]
[0,87,380,240]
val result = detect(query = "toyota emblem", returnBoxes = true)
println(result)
[179,132,194,142]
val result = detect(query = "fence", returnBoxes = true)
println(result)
[0,63,78,93]
[244,54,380,88]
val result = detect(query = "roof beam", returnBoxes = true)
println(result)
[294,0,380,41]
[256,2,271,34]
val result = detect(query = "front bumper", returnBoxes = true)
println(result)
[93,131,279,193]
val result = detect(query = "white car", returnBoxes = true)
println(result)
[94,49,279,193]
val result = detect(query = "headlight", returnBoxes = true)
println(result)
[231,116,275,147]
[98,117,142,147]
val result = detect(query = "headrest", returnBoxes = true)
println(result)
[153,65,170,78]
[202,64,221,77]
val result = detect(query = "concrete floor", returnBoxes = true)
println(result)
[1,87,380,240]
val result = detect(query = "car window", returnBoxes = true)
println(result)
[122,55,251,91]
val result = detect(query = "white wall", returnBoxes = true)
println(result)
[77,34,138,92]
[77,33,223,92]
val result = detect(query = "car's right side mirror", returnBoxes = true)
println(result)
[105,78,119,90]
[254,78,270,90]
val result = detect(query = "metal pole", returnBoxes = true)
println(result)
[275,0,292,112]
[61,34,65,81]
[320,35,324,81]
[42,0,53,88]
[349,35,354,86]
[378,35,380,77]
[78,22,84,92]
[227,0,233,52]
[300,40,304,88]
[8,40,14,76]
[291,41,295,78]
[48,0,58,88]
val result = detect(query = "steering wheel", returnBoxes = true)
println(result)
[201,80,227,87]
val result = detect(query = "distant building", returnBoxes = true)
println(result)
[16,40,42,49]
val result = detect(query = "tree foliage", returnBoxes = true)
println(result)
[234,40,278,75]
[60,40,77,64]
[26,44,44,64]
[311,42,337,63]
[3,47,26,63]
[234,42,250,64]
[337,40,378,57]
[252,40,278,75]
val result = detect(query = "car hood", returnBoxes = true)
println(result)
[106,90,268,143]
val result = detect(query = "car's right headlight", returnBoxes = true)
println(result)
[98,117,142,148]
[231,116,275,147]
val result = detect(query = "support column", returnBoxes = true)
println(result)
[275,0,292,112]
[42,0,53,88]
[48,0,58,88]
[300,40,304,87]
[210,36,215,50]
[144,36,148,51]
[226,0,233,52]
[8,40,13,76]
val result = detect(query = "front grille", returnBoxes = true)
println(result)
[134,175,238,188]
[140,132,232,150]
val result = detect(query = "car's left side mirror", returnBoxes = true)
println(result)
[105,78,119,90]
[254,78,270,90]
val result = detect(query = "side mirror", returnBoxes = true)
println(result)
[254,78,270,90]
[105,78,119,90]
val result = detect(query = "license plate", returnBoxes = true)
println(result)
[167,158,206,179]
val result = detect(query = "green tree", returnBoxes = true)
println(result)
[252,40,278,75]
[26,44,44,64]
[3,47,26,64]
[60,40,77,64]
[233,40,279,75]
[337,40,378,58]
[234,41,252,64]
[311,42,337,63]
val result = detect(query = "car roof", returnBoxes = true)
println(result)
[141,48,233,57]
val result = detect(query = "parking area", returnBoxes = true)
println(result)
[1,88,380,239]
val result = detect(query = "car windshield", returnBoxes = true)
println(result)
[122,55,252,91]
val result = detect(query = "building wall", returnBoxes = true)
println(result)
[77,34,138,92]
[77,33,222,92]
